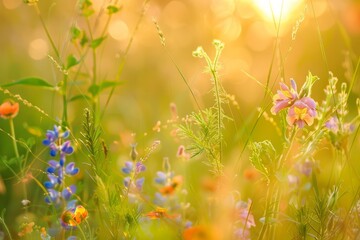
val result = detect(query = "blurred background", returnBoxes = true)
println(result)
[0,0,360,236]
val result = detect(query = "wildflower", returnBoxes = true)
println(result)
[325,116,355,150]
[325,116,340,134]
[271,79,298,115]
[286,97,317,128]
[233,199,255,240]
[0,100,19,119]
[145,207,177,219]
[18,222,35,237]
[42,125,72,157]
[176,145,190,160]
[60,205,88,228]
[154,171,169,185]
[159,175,183,196]
[42,126,78,209]
[40,227,51,240]
[183,225,216,240]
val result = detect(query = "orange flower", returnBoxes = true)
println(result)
[145,207,177,220]
[61,205,88,227]
[159,175,183,195]
[73,205,88,224]
[18,222,35,237]
[183,225,216,240]
[0,101,19,119]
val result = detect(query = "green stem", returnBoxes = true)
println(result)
[9,118,19,158]
[62,74,68,127]
[34,4,60,59]
[0,210,13,240]
[257,181,274,240]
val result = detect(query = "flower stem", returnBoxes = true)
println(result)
[9,118,19,158]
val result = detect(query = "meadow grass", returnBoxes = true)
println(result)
[0,0,360,239]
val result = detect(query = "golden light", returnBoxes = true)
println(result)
[253,0,303,22]
[28,38,48,60]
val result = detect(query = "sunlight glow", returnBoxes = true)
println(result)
[253,0,302,22]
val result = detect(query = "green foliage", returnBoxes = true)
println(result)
[88,81,122,97]
[66,54,79,70]
[178,108,223,174]
[80,108,106,176]
[79,0,95,17]
[249,140,277,183]
[178,40,229,175]
[90,37,107,49]
[1,77,53,89]
[107,5,120,15]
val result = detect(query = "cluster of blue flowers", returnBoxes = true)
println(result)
[121,144,147,202]
[42,125,79,206]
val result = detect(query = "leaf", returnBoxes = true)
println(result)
[80,33,89,47]
[66,54,79,69]
[88,81,122,96]
[70,26,81,41]
[249,140,277,182]
[1,77,54,89]
[107,5,120,14]
[69,94,91,102]
[90,37,106,49]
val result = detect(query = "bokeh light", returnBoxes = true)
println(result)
[108,20,129,42]
[2,0,21,10]
[28,38,48,60]
[253,0,303,22]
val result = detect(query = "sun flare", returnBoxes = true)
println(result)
[253,0,303,22]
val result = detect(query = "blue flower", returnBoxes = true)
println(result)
[65,162,79,175]
[122,161,133,174]
[155,171,167,185]
[44,174,60,189]
[62,185,76,200]
[61,141,74,155]
[124,177,131,188]
[154,192,166,206]
[45,189,60,204]
[135,177,145,190]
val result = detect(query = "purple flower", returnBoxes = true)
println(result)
[62,185,76,200]
[43,125,73,157]
[235,200,256,229]
[46,160,60,173]
[271,79,298,114]
[325,116,354,135]
[65,162,79,175]
[61,141,74,155]
[286,97,317,128]
[154,192,166,206]
[124,177,131,188]
[135,177,145,191]
[325,116,339,134]
[135,162,146,174]
[44,174,60,189]
[155,171,168,185]
[45,189,60,204]
[122,161,133,174]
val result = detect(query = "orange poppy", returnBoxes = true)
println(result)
[0,101,19,119]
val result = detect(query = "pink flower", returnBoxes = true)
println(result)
[286,97,317,128]
[271,79,298,114]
